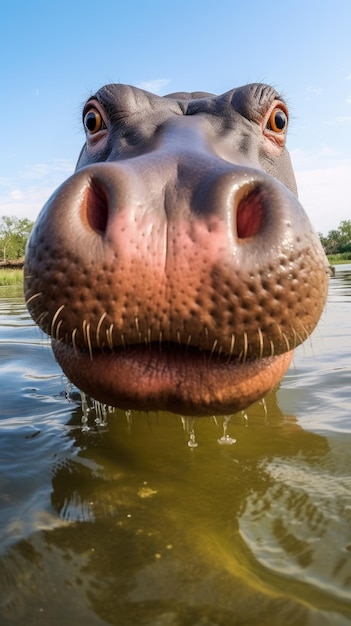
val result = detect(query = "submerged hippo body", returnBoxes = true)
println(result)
[24,83,329,416]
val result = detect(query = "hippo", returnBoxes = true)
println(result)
[24,83,330,416]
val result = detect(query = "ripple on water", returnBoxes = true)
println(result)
[239,442,351,605]
[0,275,351,624]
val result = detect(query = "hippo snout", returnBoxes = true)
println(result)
[24,83,330,415]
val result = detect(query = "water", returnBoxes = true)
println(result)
[0,267,351,625]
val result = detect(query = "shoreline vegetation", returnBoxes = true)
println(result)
[0,268,24,286]
[327,253,351,265]
[1,255,350,287]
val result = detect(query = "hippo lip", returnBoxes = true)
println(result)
[52,339,293,416]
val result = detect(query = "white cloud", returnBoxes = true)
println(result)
[324,116,351,125]
[10,190,23,201]
[306,86,323,96]
[291,150,351,235]
[346,73,351,81]
[0,160,74,221]
[19,161,73,180]
[137,78,171,95]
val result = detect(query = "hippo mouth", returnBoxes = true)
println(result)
[52,339,293,416]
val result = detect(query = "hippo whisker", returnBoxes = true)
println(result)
[25,291,42,306]
[36,310,48,330]
[82,319,86,341]
[242,332,249,362]
[134,316,140,335]
[50,304,65,338]
[82,319,88,344]
[294,329,304,347]
[257,328,264,359]
[55,319,63,341]
[226,334,236,363]
[209,338,218,360]
[96,312,107,347]
[290,327,298,350]
[292,325,308,347]
[120,333,126,349]
[300,323,310,342]
[106,324,114,349]
[281,332,291,352]
[187,335,192,347]
[144,330,150,347]
[83,321,93,361]
[269,340,275,357]
[72,328,78,355]
[159,331,163,352]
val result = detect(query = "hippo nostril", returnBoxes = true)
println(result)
[236,184,266,239]
[82,179,109,235]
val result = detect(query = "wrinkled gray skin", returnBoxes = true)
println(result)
[24,83,330,416]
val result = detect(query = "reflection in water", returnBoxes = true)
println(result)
[0,270,351,625]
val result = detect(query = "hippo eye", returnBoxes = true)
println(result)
[266,108,288,133]
[83,109,106,135]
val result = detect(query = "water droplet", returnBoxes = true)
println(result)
[64,380,74,401]
[217,415,236,445]
[93,400,108,426]
[188,430,198,448]
[241,410,248,425]
[81,416,90,432]
[260,397,268,423]
[181,416,199,448]
[80,391,90,431]
[138,486,157,498]
[125,409,133,434]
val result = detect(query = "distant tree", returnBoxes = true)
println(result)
[337,220,351,253]
[318,232,331,253]
[0,216,34,262]
[319,219,351,255]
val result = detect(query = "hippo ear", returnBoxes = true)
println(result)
[231,84,280,121]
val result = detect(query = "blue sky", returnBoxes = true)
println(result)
[1,0,350,234]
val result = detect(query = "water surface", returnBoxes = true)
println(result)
[0,267,351,625]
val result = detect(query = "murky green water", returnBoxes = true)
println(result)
[1,266,351,625]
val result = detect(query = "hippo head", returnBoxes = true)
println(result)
[24,83,330,416]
